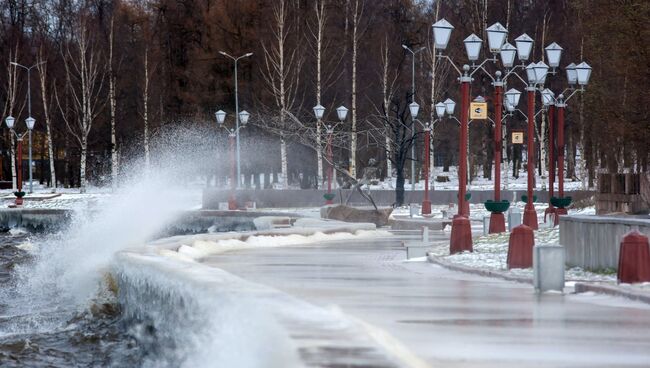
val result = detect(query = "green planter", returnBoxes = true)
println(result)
[323,193,336,201]
[550,196,572,209]
[484,199,510,214]
[521,194,537,203]
[13,191,25,198]
[456,192,472,201]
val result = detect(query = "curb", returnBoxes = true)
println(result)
[426,253,533,284]
[574,282,650,304]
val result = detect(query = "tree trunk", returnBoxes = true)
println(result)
[79,138,87,193]
[10,135,16,191]
[37,55,57,192]
[280,136,288,188]
[349,0,361,178]
[143,47,150,170]
[109,16,118,189]
[395,167,405,206]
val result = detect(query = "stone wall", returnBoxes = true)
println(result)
[560,215,650,270]
[203,188,595,209]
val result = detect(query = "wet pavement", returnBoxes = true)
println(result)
[204,232,650,368]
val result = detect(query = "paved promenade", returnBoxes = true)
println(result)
[204,233,650,367]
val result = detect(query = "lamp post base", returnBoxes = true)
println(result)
[523,203,538,230]
[450,215,472,254]
[507,224,534,269]
[422,200,431,215]
[325,199,333,205]
[14,198,23,206]
[228,196,237,210]
[488,212,506,234]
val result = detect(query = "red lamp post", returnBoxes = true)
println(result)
[215,109,250,210]
[4,116,34,207]
[554,61,592,222]
[489,72,506,233]
[314,104,348,205]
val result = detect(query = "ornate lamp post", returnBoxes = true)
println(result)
[218,51,252,189]
[11,61,44,193]
[215,109,250,210]
[402,45,426,191]
[408,100,441,215]
[433,18,519,250]
[547,61,592,224]
[314,104,348,205]
[4,115,35,206]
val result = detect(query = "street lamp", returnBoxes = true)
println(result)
[444,98,456,115]
[219,51,253,189]
[514,33,534,62]
[463,34,483,63]
[418,100,449,215]
[432,19,454,50]
[11,61,45,193]
[565,63,578,86]
[318,105,348,204]
[4,115,35,206]
[486,22,508,53]
[500,43,517,68]
[403,44,426,191]
[215,108,250,210]
[575,62,592,86]
[546,61,591,223]
[545,43,563,70]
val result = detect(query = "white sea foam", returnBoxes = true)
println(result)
[159,229,392,260]
[114,252,302,368]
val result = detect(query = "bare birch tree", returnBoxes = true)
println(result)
[36,47,56,192]
[311,0,327,188]
[142,45,151,170]
[538,10,551,181]
[108,15,118,189]
[3,47,20,190]
[349,0,364,178]
[56,19,106,193]
[380,35,399,184]
[261,0,303,189]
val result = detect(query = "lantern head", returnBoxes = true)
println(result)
[215,110,226,125]
[499,43,517,68]
[515,33,534,61]
[435,102,446,118]
[486,22,508,53]
[336,105,348,121]
[313,104,325,120]
[463,34,483,61]
[432,19,454,50]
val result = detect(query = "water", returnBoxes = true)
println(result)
[0,147,220,367]
[0,231,145,367]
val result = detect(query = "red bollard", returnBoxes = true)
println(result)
[450,215,473,254]
[617,231,650,284]
[488,212,506,234]
[507,224,534,269]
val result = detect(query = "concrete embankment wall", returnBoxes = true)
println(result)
[560,215,650,270]
[203,188,595,209]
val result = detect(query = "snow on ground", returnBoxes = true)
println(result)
[367,165,587,191]
[0,182,204,210]
[418,204,622,284]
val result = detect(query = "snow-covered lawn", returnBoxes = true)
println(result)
[368,165,587,191]
[427,226,617,283]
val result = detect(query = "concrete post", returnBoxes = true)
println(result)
[534,244,565,292]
